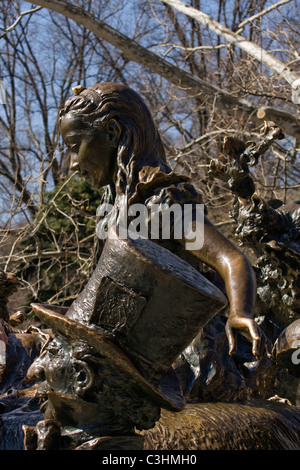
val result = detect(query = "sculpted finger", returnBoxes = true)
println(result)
[252,337,261,358]
[246,321,263,357]
[225,322,236,355]
[247,321,270,358]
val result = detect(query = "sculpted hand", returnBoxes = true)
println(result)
[225,313,272,358]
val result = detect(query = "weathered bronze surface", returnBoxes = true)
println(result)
[208,122,299,332]
[209,121,300,403]
[0,85,299,450]
[142,401,300,450]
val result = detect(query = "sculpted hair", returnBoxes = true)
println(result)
[59,82,169,199]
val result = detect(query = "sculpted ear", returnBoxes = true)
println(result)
[107,119,121,147]
[72,360,95,397]
[251,193,261,206]
[251,193,269,212]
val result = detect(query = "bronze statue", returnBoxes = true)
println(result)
[2,83,300,450]
[59,82,267,358]
[19,82,275,449]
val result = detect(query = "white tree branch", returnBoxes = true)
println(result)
[0,6,42,40]
[160,0,300,92]
[236,0,293,33]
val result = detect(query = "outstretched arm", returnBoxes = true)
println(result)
[185,215,267,357]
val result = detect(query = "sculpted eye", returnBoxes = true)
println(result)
[46,344,60,355]
[70,143,80,152]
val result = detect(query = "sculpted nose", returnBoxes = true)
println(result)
[69,153,80,171]
[27,359,45,382]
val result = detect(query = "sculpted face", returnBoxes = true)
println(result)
[61,113,119,189]
[27,336,94,399]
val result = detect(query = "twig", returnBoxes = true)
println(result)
[0,6,42,40]
[30,171,79,237]
[236,0,292,33]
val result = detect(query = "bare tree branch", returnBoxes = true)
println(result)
[0,6,42,39]
[236,0,293,33]
[26,0,300,138]
[159,0,300,93]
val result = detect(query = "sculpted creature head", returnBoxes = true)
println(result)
[236,193,287,246]
[27,334,160,434]
[235,192,300,253]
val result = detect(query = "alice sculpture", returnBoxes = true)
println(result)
[1,83,300,450]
